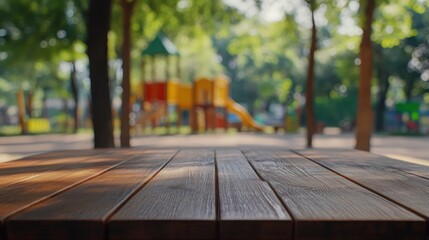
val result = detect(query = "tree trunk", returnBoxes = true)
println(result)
[26,91,33,118]
[305,2,317,148]
[355,0,376,151]
[404,78,415,101]
[17,90,27,134]
[63,98,69,132]
[70,62,79,133]
[375,76,389,132]
[374,45,389,132]
[87,0,115,148]
[120,0,136,148]
[42,91,48,118]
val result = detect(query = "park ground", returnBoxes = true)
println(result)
[0,130,428,166]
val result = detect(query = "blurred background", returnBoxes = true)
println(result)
[0,0,428,156]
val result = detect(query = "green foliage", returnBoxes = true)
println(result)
[0,0,428,131]
[0,0,86,101]
[373,4,417,48]
[315,88,358,126]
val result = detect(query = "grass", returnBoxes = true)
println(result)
[130,126,249,136]
[0,124,294,138]
[0,126,21,136]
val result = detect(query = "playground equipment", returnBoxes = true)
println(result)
[191,76,229,132]
[225,98,264,131]
[385,102,429,135]
[137,32,181,130]
[191,75,263,132]
[137,33,263,133]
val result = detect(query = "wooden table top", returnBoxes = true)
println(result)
[0,148,428,240]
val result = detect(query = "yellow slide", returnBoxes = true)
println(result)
[226,98,264,131]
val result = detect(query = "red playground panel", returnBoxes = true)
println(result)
[144,82,167,103]
[215,114,226,128]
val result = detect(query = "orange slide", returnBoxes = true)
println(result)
[226,98,264,131]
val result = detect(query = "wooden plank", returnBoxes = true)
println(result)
[297,149,429,236]
[0,150,104,187]
[0,149,135,239]
[307,149,429,180]
[380,156,429,179]
[109,149,216,240]
[216,150,292,240]
[6,149,176,240]
[244,150,425,240]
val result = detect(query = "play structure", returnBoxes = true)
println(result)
[136,32,263,133]
[385,102,429,135]
[191,76,263,132]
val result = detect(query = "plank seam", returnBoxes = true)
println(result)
[241,150,296,239]
[104,149,180,229]
[367,152,429,182]
[3,152,135,221]
[363,152,429,182]
[2,152,138,238]
[357,150,429,182]
[3,151,109,188]
[403,170,429,182]
[292,150,429,229]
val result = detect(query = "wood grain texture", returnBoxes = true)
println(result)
[297,149,429,231]
[304,149,429,180]
[244,150,425,240]
[0,150,103,187]
[0,149,132,233]
[216,150,292,240]
[6,150,176,240]
[109,149,216,240]
[0,150,111,240]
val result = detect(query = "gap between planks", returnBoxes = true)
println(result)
[2,150,133,220]
[5,149,179,240]
[104,149,179,222]
[241,149,297,240]
[245,149,425,240]
[1,150,138,240]
[293,149,429,222]
[216,149,292,239]
[241,149,297,220]
[293,149,429,239]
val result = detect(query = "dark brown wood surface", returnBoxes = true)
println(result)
[6,150,176,240]
[108,150,216,240]
[244,150,425,240]
[297,149,429,219]
[303,149,429,180]
[0,149,132,239]
[216,150,292,240]
[0,148,428,240]
[0,150,102,187]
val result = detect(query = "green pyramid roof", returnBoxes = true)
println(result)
[141,32,180,56]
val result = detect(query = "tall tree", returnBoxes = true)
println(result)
[87,0,115,148]
[355,0,376,151]
[120,0,136,148]
[0,0,81,134]
[372,1,426,132]
[70,62,79,133]
[374,44,389,132]
[305,0,317,148]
